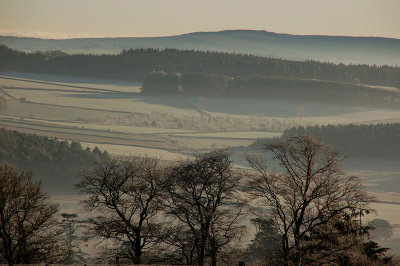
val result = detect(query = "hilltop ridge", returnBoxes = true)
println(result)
[1,30,399,65]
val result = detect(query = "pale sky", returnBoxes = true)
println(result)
[0,0,399,39]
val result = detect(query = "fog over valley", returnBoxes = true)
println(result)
[1,1,400,264]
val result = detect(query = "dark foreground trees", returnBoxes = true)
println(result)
[244,135,391,265]
[78,151,245,265]
[77,156,169,264]
[1,136,393,264]
[164,150,245,266]
[76,144,392,265]
[0,163,60,264]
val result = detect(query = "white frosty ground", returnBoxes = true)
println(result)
[311,109,400,125]
[80,141,186,161]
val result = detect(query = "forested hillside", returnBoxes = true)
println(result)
[0,128,109,193]
[249,123,400,159]
[1,45,399,87]
[142,72,400,106]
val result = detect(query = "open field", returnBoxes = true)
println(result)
[1,73,400,239]
[173,131,281,139]
[364,84,400,93]
[2,72,400,154]
[81,142,187,160]
[0,72,142,92]
[0,115,182,151]
[1,72,399,255]
[2,71,400,143]
[2,87,200,115]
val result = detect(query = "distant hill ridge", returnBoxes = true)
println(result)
[1,45,399,89]
[1,44,399,107]
[1,30,399,66]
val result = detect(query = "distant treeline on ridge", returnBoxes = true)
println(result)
[249,123,400,159]
[0,45,399,87]
[1,45,399,106]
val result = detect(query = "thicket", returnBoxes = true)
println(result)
[0,128,109,190]
[250,123,400,159]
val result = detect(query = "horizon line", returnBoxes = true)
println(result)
[1,29,399,41]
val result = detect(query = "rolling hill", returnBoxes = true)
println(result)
[1,30,400,66]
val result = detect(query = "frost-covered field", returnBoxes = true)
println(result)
[2,72,400,152]
[2,72,400,154]
[0,72,142,92]
[3,75,400,132]
[3,71,397,253]
[174,131,281,139]
[80,141,186,160]
[1,71,400,170]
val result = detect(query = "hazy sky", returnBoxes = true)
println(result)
[1,0,399,39]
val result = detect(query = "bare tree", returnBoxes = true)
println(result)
[164,150,245,266]
[0,163,60,264]
[244,135,373,265]
[60,213,87,264]
[76,156,168,264]
[245,217,282,265]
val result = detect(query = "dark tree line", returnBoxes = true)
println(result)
[163,150,245,266]
[77,151,245,265]
[244,136,377,265]
[1,45,399,87]
[250,123,400,159]
[77,156,169,264]
[142,72,400,107]
[0,128,109,192]
[0,164,60,264]
[1,137,394,265]
[76,139,393,265]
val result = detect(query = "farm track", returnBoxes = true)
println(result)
[3,86,112,94]
[0,116,183,150]
[9,97,143,115]
[0,75,132,93]
[373,200,400,205]
[172,133,265,141]
[0,87,18,100]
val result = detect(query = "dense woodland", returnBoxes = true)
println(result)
[0,128,109,191]
[1,45,399,107]
[0,45,399,87]
[249,123,400,159]
[142,72,399,106]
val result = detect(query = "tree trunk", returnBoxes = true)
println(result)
[198,247,205,266]
[282,234,290,266]
[133,234,142,264]
[210,247,217,266]
[198,231,208,266]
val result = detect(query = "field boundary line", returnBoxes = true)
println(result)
[0,75,139,94]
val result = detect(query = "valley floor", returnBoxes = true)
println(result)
[1,72,400,255]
